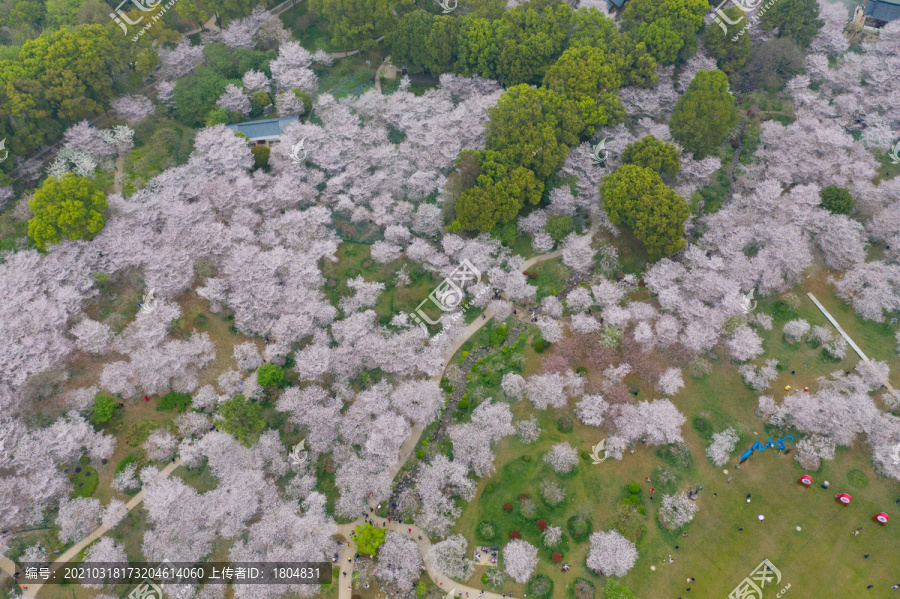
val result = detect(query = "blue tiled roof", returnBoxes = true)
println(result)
[864,0,900,22]
[225,116,299,141]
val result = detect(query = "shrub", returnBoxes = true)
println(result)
[251,145,270,170]
[557,416,574,433]
[567,514,592,541]
[257,363,285,388]
[526,574,554,599]
[819,185,854,215]
[477,521,497,541]
[354,523,386,555]
[537,519,548,530]
[523,455,532,462]
[457,399,469,410]
[503,502,513,512]
[575,366,588,376]
[574,578,596,599]
[532,339,547,353]
[551,552,562,562]
[519,498,538,519]
[91,393,119,424]
[510,530,520,539]
[157,392,191,412]
[519,493,529,500]
[546,214,575,241]
[627,482,641,494]
[416,449,426,459]
[692,415,714,440]
[461,351,469,358]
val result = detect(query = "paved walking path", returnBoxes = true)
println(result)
[2,458,183,598]
[807,292,896,392]
[336,517,507,599]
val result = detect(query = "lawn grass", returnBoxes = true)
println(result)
[448,269,900,598]
[525,258,570,301]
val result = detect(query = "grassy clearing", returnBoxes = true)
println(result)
[449,271,900,598]
[525,258,570,301]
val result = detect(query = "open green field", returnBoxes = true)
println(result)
[450,272,900,598]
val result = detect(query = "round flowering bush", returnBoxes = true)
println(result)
[537,519,548,530]
[552,552,562,562]
[503,502,513,512]
[510,530,520,539]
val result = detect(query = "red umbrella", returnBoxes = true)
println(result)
[837,493,852,505]
[874,513,889,525]
[798,475,812,486]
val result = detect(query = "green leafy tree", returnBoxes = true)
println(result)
[457,17,498,79]
[174,66,228,127]
[251,145,270,170]
[158,392,192,412]
[219,395,266,447]
[600,164,689,259]
[176,0,211,30]
[622,135,681,176]
[669,69,737,157]
[45,0,82,28]
[620,0,708,64]
[206,107,232,126]
[705,7,751,73]
[759,0,824,48]
[205,0,253,26]
[542,45,625,136]
[415,579,428,598]
[28,173,107,251]
[737,38,805,92]
[294,90,312,116]
[257,363,285,388]
[455,160,543,231]
[485,84,583,180]
[819,185,854,215]
[91,393,119,424]
[546,214,574,241]
[426,15,459,75]
[567,7,618,49]
[604,580,636,599]
[250,91,272,117]
[308,0,406,51]
[493,0,572,86]
[389,9,434,74]
[354,523,386,555]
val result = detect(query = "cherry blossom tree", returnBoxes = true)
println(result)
[795,434,836,470]
[450,401,515,477]
[234,342,264,371]
[536,316,564,344]
[658,492,699,529]
[561,233,596,272]
[739,359,779,391]
[502,373,526,398]
[57,497,101,543]
[374,531,423,594]
[414,455,475,536]
[607,399,686,459]
[586,530,637,577]
[543,442,578,473]
[706,427,739,466]
[111,95,155,123]
[270,42,318,92]
[503,539,538,583]
[783,319,810,344]
[70,319,112,354]
[727,325,764,362]
[575,394,609,427]
[218,84,252,116]
[657,368,684,396]
[542,525,562,547]
[82,537,127,589]
[145,430,177,462]
[516,416,541,443]
[426,534,474,580]
[158,41,205,80]
[62,121,117,159]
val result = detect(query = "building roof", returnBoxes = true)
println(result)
[225,116,299,142]
[607,0,627,7]
[863,0,900,22]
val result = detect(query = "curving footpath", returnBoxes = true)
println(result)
[336,517,507,599]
